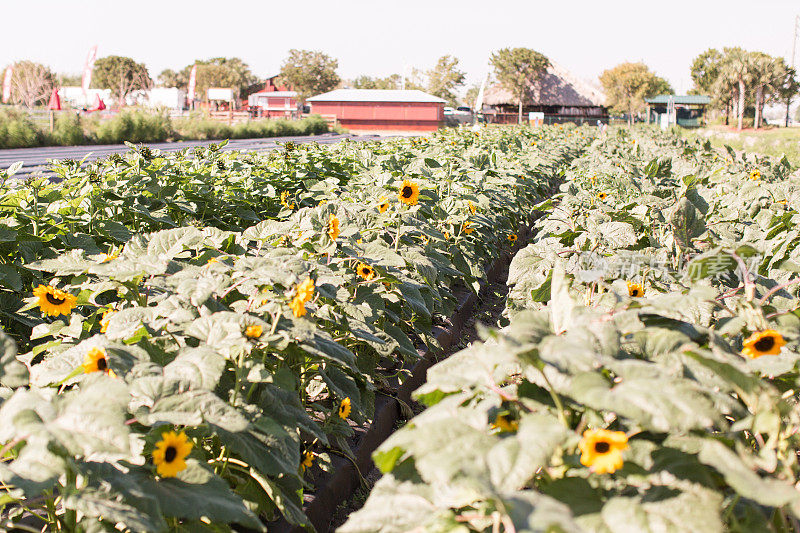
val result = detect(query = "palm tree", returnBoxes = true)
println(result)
[749,52,784,129]
[721,48,753,131]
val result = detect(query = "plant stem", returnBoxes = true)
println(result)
[539,366,569,428]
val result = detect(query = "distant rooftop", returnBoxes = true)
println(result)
[250,90,296,97]
[646,95,711,105]
[307,89,446,103]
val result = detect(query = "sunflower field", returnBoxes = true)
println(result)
[0,127,590,531]
[341,129,800,532]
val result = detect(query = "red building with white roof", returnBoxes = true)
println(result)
[246,75,298,118]
[247,90,298,118]
[307,89,445,133]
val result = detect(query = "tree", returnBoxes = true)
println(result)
[195,64,240,101]
[599,62,672,126]
[161,58,257,100]
[490,48,550,123]
[749,53,786,129]
[690,49,723,95]
[278,49,340,103]
[780,66,800,127]
[182,58,257,100]
[464,83,481,108]
[403,68,427,91]
[352,74,402,90]
[4,61,56,108]
[93,56,152,107]
[58,73,82,87]
[691,48,737,124]
[157,68,183,88]
[718,48,753,131]
[426,55,465,106]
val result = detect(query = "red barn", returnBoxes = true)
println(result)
[307,89,445,133]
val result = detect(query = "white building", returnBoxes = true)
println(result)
[58,86,112,108]
[144,87,186,109]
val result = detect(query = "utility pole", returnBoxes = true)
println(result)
[786,14,799,127]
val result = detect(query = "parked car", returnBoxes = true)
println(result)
[444,106,473,125]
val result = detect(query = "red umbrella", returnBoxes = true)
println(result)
[48,88,61,110]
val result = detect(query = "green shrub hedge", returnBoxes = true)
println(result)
[0,109,331,148]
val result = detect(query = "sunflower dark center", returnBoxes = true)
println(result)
[754,336,775,352]
[97,357,107,371]
[401,186,413,198]
[45,292,66,305]
[594,441,611,454]
[165,446,177,463]
[632,289,640,296]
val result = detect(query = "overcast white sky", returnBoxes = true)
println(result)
[2,0,798,94]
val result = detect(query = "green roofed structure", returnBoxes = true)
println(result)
[645,94,711,127]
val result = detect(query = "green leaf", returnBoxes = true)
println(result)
[62,488,168,532]
[143,461,263,530]
[163,347,226,390]
[135,389,249,432]
[213,416,300,479]
[670,198,706,248]
[488,413,568,492]
[0,329,27,388]
[337,476,438,533]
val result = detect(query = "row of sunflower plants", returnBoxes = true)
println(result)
[0,139,365,345]
[341,127,800,532]
[0,125,594,531]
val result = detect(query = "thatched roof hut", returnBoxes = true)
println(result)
[482,62,607,123]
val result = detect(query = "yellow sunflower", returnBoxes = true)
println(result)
[491,414,519,433]
[100,253,117,263]
[579,428,628,474]
[153,430,193,478]
[461,221,474,235]
[300,450,314,472]
[244,325,263,339]
[597,192,608,200]
[749,169,761,181]
[99,308,116,333]
[280,191,295,210]
[327,214,340,241]
[338,397,352,419]
[289,296,306,318]
[82,347,116,377]
[296,278,315,303]
[741,329,786,359]
[378,196,389,213]
[398,179,420,206]
[507,233,518,243]
[356,262,376,281]
[468,201,477,214]
[33,285,77,317]
[627,281,644,298]
[318,199,327,206]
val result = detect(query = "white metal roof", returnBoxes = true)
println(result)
[250,91,297,98]
[307,89,446,104]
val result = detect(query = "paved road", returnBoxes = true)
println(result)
[0,133,383,178]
